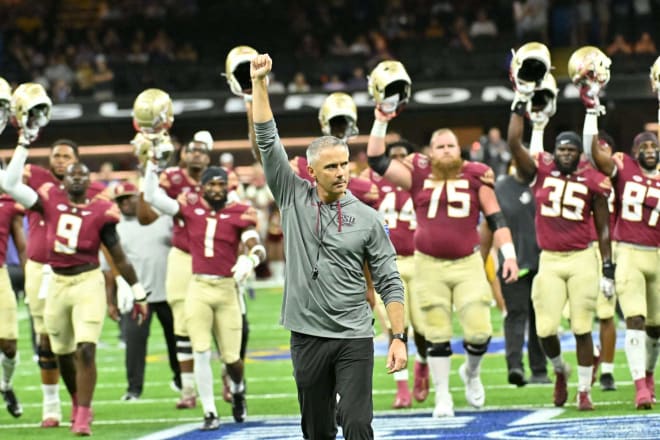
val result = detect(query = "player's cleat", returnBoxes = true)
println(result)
[392,385,412,409]
[577,391,594,411]
[41,418,60,428]
[221,370,232,403]
[459,363,485,408]
[1,387,23,418]
[432,392,454,418]
[599,373,616,391]
[553,364,570,407]
[175,396,196,409]
[231,391,247,422]
[508,368,527,387]
[200,412,220,431]
[41,401,62,428]
[71,406,92,436]
[646,371,656,402]
[412,361,430,402]
[635,378,653,410]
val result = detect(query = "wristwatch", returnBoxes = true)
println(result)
[391,333,408,344]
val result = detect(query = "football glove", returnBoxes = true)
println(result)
[115,275,134,314]
[231,254,260,284]
[600,261,616,299]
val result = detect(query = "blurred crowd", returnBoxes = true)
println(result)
[0,0,658,100]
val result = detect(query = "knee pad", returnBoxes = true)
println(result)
[427,341,452,357]
[176,335,193,362]
[463,337,491,356]
[37,347,58,370]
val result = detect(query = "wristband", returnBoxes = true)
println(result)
[370,120,388,137]
[584,110,598,135]
[131,282,148,302]
[500,242,517,260]
[602,260,615,279]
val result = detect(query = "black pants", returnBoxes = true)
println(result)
[290,332,374,440]
[500,271,547,376]
[122,301,180,395]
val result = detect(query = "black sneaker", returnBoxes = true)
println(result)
[1,387,23,418]
[600,373,617,391]
[200,412,220,430]
[231,391,247,422]
[508,369,527,387]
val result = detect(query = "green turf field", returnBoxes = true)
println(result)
[0,287,644,439]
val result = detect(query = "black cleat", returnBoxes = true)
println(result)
[600,373,617,391]
[1,388,23,418]
[231,391,247,423]
[200,412,220,430]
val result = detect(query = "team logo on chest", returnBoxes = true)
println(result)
[341,214,356,226]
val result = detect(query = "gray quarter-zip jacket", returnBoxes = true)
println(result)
[255,119,404,338]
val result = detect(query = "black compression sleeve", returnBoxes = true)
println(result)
[100,222,120,248]
[367,154,392,175]
[485,212,508,231]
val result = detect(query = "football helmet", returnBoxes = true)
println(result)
[509,42,552,94]
[225,45,258,97]
[11,82,52,144]
[651,55,660,93]
[530,73,558,122]
[0,77,11,134]
[368,60,411,115]
[132,88,173,137]
[318,92,359,140]
[568,46,611,88]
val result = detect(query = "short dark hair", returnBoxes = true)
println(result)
[386,140,416,156]
[598,130,615,149]
[51,139,79,159]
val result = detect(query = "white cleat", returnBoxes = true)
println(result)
[459,363,485,408]
[432,392,454,418]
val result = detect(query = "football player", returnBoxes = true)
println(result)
[136,128,211,409]
[4,83,105,427]
[507,74,613,411]
[2,157,148,435]
[367,71,519,416]
[144,163,264,430]
[362,140,430,408]
[588,123,660,408]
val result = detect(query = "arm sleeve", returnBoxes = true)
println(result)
[142,161,179,216]
[0,169,38,208]
[365,218,404,306]
[254,119,300,208]
[4,145,28,189]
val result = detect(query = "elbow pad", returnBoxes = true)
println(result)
[485,212,507,231]
[367,154,392,176]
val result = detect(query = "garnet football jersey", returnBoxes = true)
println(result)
[38,183,120,269]
[409,153,494,259]
[178,194,257,276]
[611,153,660,247]
[532,153,611,251]
[24,164,59,263]
[369,169,415,256]
[0,195,25,266]
[159,167,202,253]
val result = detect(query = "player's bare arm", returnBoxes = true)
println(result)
[589,133,616,177]
[507,111,537,184]
[479,185,519,283]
